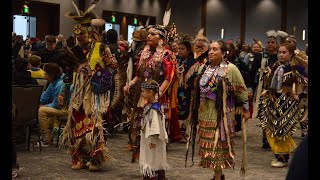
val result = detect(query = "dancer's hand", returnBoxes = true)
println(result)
[58,94,65,107]
[123,85,130,95]
[149,143,156,149]
[243,111,251,122]
[293,94,299,101]
[261,90,268,96]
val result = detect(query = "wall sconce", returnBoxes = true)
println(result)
[221,28,224,39]
[302,29,305,41]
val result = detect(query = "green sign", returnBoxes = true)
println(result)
[23,5,29,14]
[111,15,116,23]
[133,18,138,25]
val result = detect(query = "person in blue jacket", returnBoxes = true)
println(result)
[37,63,71,146]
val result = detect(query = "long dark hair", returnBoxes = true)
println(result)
[179,41,194,58]
[44,63,62,81]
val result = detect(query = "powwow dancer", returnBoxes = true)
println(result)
[124,6,181,163]
[139,80,169,180]
[60,0,126,172]
[185,40,250,180]
[258,42,308,168]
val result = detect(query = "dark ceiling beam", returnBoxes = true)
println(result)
[201,0,207,35]
[281,0,287,32]
[240,0,246,43]
[280,0,287,43]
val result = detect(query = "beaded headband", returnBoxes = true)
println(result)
[285,36,297,44]
[141,83,159,90]
[148,27,165,37]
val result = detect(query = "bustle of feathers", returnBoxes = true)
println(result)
[110,52,129,109]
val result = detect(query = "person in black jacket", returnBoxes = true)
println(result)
[286,135,308,180]
[12,57,38,85]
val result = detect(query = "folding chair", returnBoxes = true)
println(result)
[12,85,43,151]
[36,78,49,92]
[56,115,68,147]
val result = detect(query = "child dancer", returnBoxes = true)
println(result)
[139,80,169,180]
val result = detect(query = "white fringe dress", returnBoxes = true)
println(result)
[139,102,169,177]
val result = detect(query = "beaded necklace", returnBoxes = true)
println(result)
[199,65,219,93]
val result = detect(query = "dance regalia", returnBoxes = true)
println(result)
[139,102,169,177]
[258,59,308,154]
[176,56,197,121]
[229,56,251,131]
[130,45,181,162]
[61,41,117,166]
[186,60,249,171]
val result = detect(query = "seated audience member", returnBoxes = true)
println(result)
[18,38,32,59]
[27,55,45,79]
[12,57,38,85]
[37,63,68,146]
[34,35,63,63]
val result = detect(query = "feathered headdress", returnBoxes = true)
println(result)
[253,37,264,48]
[179,33,194,44]
[65,0,105,41]
[276,30,297,44]
[145,0,172,40]
[193,28,210,44]
[266,29,278,39]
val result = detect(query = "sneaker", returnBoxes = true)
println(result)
[71,162,88,170]
[12,167,22,178]
[128,144,133,151]
[301,129,308,137]
[34,140,51,147]
[271,160,288,168]
[89,164,101,172]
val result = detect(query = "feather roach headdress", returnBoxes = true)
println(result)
[65,0,105,41]
[193,28,210,45]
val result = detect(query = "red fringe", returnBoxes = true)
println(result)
[168,108,182,143]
